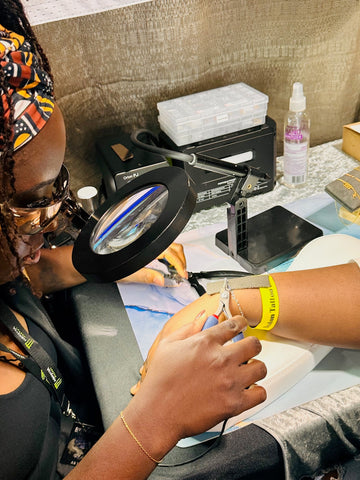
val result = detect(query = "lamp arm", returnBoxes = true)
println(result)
[130,129,269,184]
[131,128,270,260]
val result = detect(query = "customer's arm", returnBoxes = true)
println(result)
[65,316,267,480]
[163,262,360,349]
[261,263,360,348]
[130,262,360,395]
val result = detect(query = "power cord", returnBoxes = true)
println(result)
[130,129,195,164]
[158,419,228,467]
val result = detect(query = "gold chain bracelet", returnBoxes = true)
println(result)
[120,411,163,464]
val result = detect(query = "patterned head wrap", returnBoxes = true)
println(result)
[0,24,54,151]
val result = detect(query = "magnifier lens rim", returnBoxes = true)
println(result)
[72,166,196,282]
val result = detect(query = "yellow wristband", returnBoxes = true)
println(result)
[253,275,279,331]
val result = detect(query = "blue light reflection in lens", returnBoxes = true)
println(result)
[90,185,168,255]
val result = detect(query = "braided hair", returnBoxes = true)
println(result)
[0,0,53,280]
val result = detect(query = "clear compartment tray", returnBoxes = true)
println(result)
[157,82,268,146]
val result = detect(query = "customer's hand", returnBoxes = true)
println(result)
[119,242,187,286]
[128,315,267,441]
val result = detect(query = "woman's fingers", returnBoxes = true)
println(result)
[233,383,267,413]
[169,314,249,343]
[119,267,165,286]
[238,358,267,387]
[201,315,248,345]
[130,381,141,396]
[157,243,187,278]
[227,335,263,365]
[119,242,187,285]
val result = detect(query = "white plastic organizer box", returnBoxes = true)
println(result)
[157,82,268,146]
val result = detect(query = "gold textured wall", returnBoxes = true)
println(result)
[34,0,360,191]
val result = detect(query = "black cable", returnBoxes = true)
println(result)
[158,419,228,467]
[130,129,195,163]
[131,129,261,180]
[191,270,253,279]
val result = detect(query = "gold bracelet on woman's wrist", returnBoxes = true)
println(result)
[120,411,163,464]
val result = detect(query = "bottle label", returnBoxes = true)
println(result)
[285,127,304,142]
[283,141,308,185]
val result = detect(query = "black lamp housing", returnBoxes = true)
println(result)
[72,166,196,282]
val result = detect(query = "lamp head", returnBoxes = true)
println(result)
[72,166,196,282]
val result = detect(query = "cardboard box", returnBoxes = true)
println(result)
[342,122,360,161]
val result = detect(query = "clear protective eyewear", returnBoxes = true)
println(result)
[3,164,69,235]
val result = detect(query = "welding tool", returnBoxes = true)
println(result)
[201,278,244,342]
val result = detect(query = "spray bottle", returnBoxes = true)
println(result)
[283,82,310,188]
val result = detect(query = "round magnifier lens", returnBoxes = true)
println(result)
[90,185,168,255]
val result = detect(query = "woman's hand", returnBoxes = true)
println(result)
[130,304,202,395]
[71,316,266,479]
[128,315,267,443]
[119,242,187,286]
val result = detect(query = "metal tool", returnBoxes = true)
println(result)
[188,270,253,296]
[158,258,252,295]
[201,278,244,342]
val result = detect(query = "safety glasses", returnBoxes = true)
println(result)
[2,164,69,235]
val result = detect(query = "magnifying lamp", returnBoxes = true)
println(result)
[71,129,322,282]
[72,166,196,282]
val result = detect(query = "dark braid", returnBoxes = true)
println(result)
[0,0,53,280]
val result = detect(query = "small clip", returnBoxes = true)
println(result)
[157,258,184,287]
[214,278,232,319]
[163,272,184,287]
[202,278,244,342]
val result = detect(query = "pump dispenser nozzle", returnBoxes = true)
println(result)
[289,82,306,112]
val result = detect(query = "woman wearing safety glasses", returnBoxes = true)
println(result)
[2,2,360,480]
[0,3,267,479]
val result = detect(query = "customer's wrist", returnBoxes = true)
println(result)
[232,288,262,327]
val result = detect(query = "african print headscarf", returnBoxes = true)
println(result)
[0,24,54,151]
